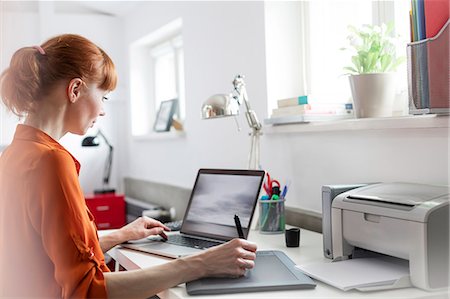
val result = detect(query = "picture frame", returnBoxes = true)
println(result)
[153,99,178,132]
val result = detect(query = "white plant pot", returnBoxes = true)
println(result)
[349,73,396,118]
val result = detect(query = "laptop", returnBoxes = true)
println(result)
[122,168,265,258]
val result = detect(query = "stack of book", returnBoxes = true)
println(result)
[272,95,309,118]
[265,96,354,125]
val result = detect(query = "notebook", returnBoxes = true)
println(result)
[186,250,316,295]
[121,168,265,258]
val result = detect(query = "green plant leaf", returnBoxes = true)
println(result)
[380,54,391,72]
[343,66,358,74]
[351,55,362,73]
[366,52,377,73]
[341,21,404,74]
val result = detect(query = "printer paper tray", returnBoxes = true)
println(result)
[355,275,412,291]
[297,257,411,292]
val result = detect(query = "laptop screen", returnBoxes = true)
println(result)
[181,169,265,241]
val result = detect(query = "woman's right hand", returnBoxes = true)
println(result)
[105,238,257,298]
[192,238,258,278]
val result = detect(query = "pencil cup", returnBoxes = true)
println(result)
[259,198,285,234]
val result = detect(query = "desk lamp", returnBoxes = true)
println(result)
[81,130,115,194]
[201,74,262,169]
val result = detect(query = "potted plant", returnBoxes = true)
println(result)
[342,23,405,118]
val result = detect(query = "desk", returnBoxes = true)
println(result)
[112,229,448,299]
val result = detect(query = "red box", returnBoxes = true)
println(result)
[85,193,126,230]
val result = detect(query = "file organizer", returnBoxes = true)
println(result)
[407,20,449,114]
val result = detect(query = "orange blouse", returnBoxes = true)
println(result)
[0,124,109,298]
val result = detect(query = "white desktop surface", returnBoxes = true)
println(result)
[106,229,448,299]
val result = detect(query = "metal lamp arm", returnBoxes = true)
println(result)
[232,75,262,131]
[96,130,113,186]
[232,75,262,170]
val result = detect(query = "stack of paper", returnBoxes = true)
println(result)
[267,97,354,125]
[297,258,411,291]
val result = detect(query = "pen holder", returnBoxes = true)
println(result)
[259,198,285,234]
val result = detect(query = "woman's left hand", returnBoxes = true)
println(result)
[100,216,171,252]
[118,216,170,242]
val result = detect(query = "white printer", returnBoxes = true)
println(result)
[331,182,449,291]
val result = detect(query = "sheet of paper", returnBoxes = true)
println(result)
[296,258,410,291]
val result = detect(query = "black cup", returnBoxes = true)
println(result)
[285,228,300,247]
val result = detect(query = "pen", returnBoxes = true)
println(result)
[159,231,168,241]
[281,179,291,199]
[234,214,245,239]
[281,186,287,198]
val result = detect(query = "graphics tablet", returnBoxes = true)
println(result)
[186,250,316,295]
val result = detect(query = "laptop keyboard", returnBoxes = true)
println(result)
[164,220,183,231]
[166,234,223,249]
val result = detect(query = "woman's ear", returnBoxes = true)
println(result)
[67,78,84,103]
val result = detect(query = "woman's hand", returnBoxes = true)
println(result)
[189,238,257,278]
[104,238,257,298]
[99,216,170,252]
[118,216,170,242]
[104,237,257,297]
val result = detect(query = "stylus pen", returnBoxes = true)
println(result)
[159,231,168,241]
[234,214,245,239]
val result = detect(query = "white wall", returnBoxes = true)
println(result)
[122,1,268,187]
[121,1,449,214]
[262,128,449,212]
[1,1,448,214]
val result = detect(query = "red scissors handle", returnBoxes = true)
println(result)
[271,180,281,187]
[263,172,272,196]
[263,173,281,196]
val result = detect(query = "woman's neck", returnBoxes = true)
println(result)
[24,108,67,141]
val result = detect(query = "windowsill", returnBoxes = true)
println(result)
[132,130,186,141]
[263,114,449,134]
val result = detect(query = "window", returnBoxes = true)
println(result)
[307,1,409,106]
[308,1,373,103]
[152,36,185,120]
[265,1,410,115]
[130,19,184,137]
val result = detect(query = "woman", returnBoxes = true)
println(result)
[0,34,257,298]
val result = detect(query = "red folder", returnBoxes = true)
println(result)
[427,21,449,108]
[424,0,449,38]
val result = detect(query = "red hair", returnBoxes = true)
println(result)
[0,34,117,117]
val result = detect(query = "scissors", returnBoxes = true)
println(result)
[263,172,280,197]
